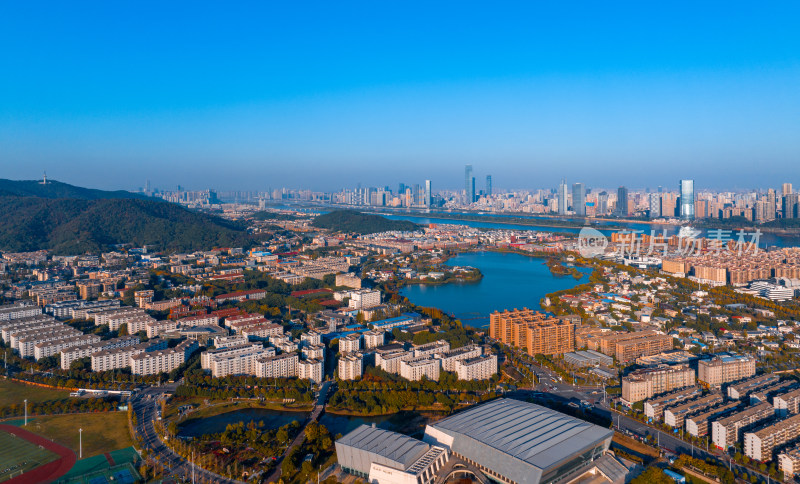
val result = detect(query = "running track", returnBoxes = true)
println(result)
[0,423,76,484]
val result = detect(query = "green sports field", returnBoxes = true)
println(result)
[0,429,59,482]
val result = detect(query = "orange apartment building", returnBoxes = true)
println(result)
[489,308,575,355]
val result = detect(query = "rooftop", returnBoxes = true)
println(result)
[337,424,430,471]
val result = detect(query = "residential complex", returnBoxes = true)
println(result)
[698,354,757,388]
[621,364,695,403]
[489,308,575,356]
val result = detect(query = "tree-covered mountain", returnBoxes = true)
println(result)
[0,178,146,200]
[311,210,420,234]
[0,195,251,255]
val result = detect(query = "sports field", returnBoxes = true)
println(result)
[0,429,59,482]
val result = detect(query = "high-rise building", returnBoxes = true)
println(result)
[464,165,474,204]
[783,183,793,196]
[489,308,575,356]
[649,193,661,218]
[424,179,432,207]
[784,193,800,219]
[597,191,609,215]
[616,186,629,216]
[485,175,492,197]
[679,179,695,220]
[557,179,568,215]
[571,183,586,216]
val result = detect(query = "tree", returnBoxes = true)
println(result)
[118,323,128,336]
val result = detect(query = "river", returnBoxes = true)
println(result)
[401,251,592,328]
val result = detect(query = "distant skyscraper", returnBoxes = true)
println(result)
[425,179,432,207]
[557,179,568,215]
[486,175,492,197]
[784,193,800,219]
[598,192,609,215]
[471,177,476,203]
[783,183,793,196]
[649,193,661,218]
[616,186,629,216]
[398,183,405,197]
[679,179,695,220]
[464,164,475,203]
[572,183,586,216]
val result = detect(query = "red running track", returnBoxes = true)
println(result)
[0,423,77,484]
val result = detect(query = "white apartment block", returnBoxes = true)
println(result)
[146,320,178,338]
[340,333,362,354]
[118,314,155,334]
[91,307,141,326]
[131,340,199,375]
[363,330,385,349]
[275,340,298,353]
[437,345,482,372]
[7,321,66,349]
[455,355,498,381]
[224,313,264,329]
[91,339,169,372]
[2,317,60,343]
[17,327,82,358]
[338,353,363,381]
[208,346,274,378]
[400,357,441,381]
[177,314,219,327]
[255,352,299,378]
[213,334,249,349]
[60,335,140,369]
[300,331,323,346]
[412,340,451,358]
[0,302,41,321]
[299,358,324,383]
[34,334,101,360]
[302,344,325,362]
[377,350,413,374]
[348,289,381,310]
[241,323,283,340]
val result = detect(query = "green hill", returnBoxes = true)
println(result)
[0,196,251,254]
[0,178,145,200]
[311,210,420,234]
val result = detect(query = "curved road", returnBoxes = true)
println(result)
[131,384,243,484]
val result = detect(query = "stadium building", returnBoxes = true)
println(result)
[422,398,614,484]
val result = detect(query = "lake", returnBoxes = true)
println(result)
[401,251,592,328]
[178,408,430,438]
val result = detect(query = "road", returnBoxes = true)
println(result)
[131,383,243,484]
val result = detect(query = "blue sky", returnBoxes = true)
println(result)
[1,2,798,192]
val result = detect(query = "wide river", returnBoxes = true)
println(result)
[401,251,592,328]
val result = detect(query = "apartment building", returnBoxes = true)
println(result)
[0,302,41,321]
[1,315,59,343]
[778,444,800,481]
[437,345,482,372]
[46,299,120,319]
[744,412,800,462]
[131,340,199,375]
[712,402,774,449]
[455,354,497,381]
[224,313,265,329]
[686,402,739,438]
[728,374,779,400]
[241,323,283,340]
[256,352,299,378]
[17,326,82,358]
[92,340,169,372]
[749,380,797,405]
[146,320,178,338]
[645,386,703,421]
[411,340,451,358]
[592,330,673,362]
[664,393,723,429]
[348,289,381,310]
[213,334,249,349]
[202,344,274,377]
[376,350,413,374]
[91,307,141,326]
[489,308,575,356]
[300,331,323,346]
[621,364,695,403]
[338,353,363,381]
[698,354,757,388]
[400,357,440,381]
[775,388,800,417]
[299,358,324,383]
[301,344,325,362]
[362,330,385,349]
[60,335,139,370]
[339,333,362,354]
[34,334,101,360]
[177,314,219,327]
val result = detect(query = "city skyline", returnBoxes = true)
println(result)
[1,3,799,190]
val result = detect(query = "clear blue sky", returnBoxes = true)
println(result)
[1,1,798,192]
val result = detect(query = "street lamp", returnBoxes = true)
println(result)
[23,399,27,426]
[79,428,83,459]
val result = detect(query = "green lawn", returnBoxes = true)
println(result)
[26,412,133,459]
[0,429,59,482]
[0,378,70,407]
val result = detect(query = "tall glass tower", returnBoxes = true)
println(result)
[572,183,586,216]
[558,179,568,215]
[425,179,432,207]
[679,179,695,220]
[485,175,492,197]
[464,164,475,203]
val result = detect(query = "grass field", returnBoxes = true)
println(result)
[26,412,133,459]
[0,378,70,407]
[0,430,59,482]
